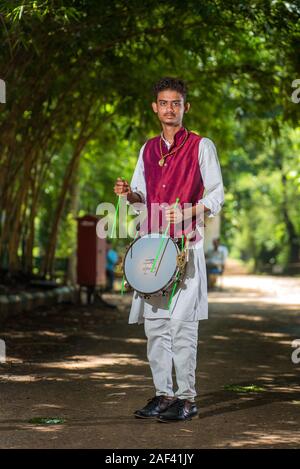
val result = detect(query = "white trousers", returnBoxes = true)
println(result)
[144,318,199,401]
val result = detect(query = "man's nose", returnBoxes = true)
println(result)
[166,102,175,111]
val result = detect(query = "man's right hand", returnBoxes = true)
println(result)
[114,177,132,197]
[114,177,143,204]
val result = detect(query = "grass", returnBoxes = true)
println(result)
[28,417,65,425]
[224,384,266,393]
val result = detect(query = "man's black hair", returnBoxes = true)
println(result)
[153,77,188,102]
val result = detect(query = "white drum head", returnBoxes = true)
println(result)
[123,233,179,295]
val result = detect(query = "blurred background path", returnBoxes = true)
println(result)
[1,266,299,449]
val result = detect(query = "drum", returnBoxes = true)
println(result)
[123,233,187,298]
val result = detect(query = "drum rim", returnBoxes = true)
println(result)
[123,233,180,295]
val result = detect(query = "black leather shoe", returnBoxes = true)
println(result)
[157,398,198,422]
[134,396,174,419]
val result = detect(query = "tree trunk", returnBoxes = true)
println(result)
[41,137,88,278]
[67,167,81,285]
[281,172,300,264]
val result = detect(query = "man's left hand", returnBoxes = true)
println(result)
[165,204,184,224]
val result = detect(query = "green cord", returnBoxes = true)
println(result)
[168,234,185,310]
[121,275,125,295]
[120,228,140,296]
[168,271,180,310]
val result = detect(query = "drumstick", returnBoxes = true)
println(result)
[154,237,170,276]
[150,197,180,273]
[110,194,120,238]
[111,182,123,292]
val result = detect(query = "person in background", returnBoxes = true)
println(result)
[106,240,119,292]
[206,237,228,275]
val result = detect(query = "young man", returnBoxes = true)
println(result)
[114,77,224,422]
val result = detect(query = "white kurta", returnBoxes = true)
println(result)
[127,136,225,324]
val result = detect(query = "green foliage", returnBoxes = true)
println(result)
[0,0,299,275]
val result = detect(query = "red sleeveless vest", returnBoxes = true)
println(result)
[142,127,204,239]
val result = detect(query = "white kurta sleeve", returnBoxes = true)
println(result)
[196,137,225,218]
[126,143,147,213]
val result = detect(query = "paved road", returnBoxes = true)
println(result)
[0,274,299,448]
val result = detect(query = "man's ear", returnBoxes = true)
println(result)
[152,102,158,113]
[184,102,191,113]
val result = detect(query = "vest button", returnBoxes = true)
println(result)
[162,184,166,188]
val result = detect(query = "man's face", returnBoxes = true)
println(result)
[213,239,220,249]
[152,89,190,127]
